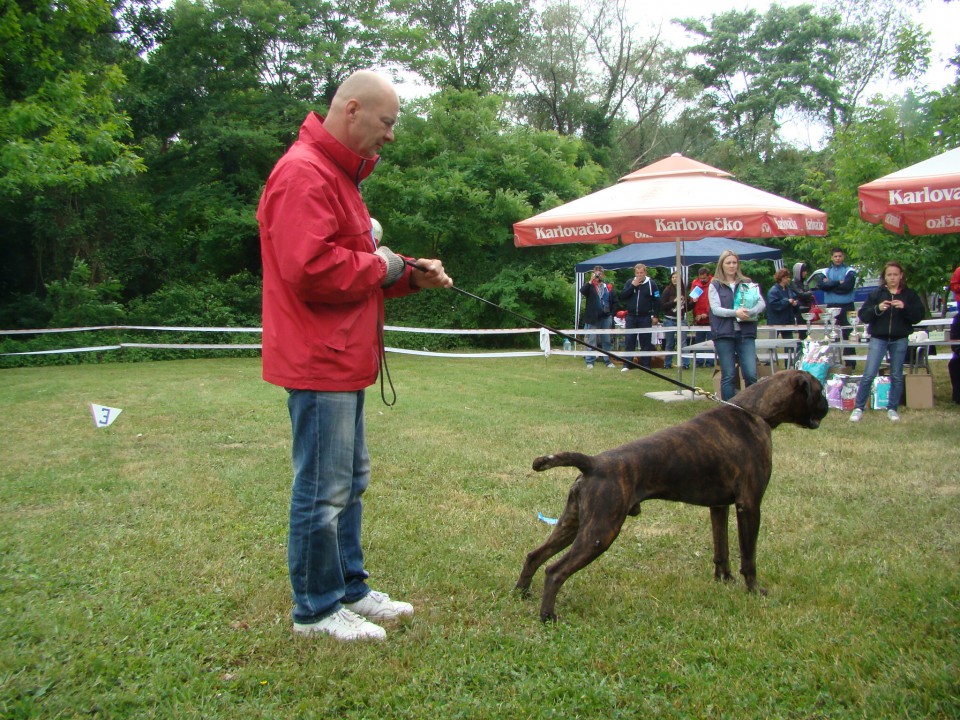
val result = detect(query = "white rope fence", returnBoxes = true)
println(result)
[2,320,950,359]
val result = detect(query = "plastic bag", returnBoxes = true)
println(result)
[871,376,890,410]
[735,282,761,309]
[800,361,829,384]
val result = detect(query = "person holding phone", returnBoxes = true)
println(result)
[848,261,924,423]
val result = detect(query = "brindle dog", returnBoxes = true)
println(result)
[516,370,828,622]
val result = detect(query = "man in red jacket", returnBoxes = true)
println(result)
[258,70,452,641]
[689,265,714,366]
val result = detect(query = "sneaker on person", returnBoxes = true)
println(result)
[887,409,900,422]
[345,590,414,622]
[585,363,594,369]
[849,408,863,423]
[621,366,630,372]
[293,608,386,641]
[605,362,615,368]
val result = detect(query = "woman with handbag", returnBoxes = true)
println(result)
[709,249,766,401]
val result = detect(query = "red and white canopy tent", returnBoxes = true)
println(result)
[513,154,828,387]
[857,146,960,235]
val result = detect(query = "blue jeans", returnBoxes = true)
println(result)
[715,334,758,401]
[854,336,908,411]
[662,317,688,369]
[287,389,371,624]
[584,315,614,365]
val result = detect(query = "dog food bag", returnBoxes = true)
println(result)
[826,376,845,409]
[841,382,857,411]
[871,376,890,410]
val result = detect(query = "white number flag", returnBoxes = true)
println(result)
[90,404,122,428]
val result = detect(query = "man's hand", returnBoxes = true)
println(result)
[409,258,453,289]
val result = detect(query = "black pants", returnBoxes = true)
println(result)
[830,304,856,369]
[625,315,653,368]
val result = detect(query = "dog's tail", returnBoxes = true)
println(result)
[532,452,595,474]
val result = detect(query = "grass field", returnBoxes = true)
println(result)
[2,356,958,718]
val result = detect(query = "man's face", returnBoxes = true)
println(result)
[352,94,399,158]
[831,251,845,267]
[635,265,647,281]
[699,270,709,282]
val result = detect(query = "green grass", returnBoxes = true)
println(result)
[2,356,958,719]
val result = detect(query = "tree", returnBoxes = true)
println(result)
[678,1,932,158]
[0,0,146,299]
[799,95,959,296]
[823,0,931,129]
[678,4,851,161]
[0,0,143,198]
[390,0,534,95]
[515,0,684,171]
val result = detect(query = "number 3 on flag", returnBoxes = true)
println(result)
[90,403,122,428]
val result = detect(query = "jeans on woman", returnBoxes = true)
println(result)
[286,389,371,624]
[854,336,908,411]
[662,316,688,369]
[714,334,757,401]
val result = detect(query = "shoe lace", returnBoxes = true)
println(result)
[336,608,367,626]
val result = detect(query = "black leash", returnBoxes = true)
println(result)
[404,261,715,400]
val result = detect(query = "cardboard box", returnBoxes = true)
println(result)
[904,373,934,409]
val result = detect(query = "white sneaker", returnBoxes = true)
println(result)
[887,409,900,422]
[344,590,414,622]
[293,608,386,641]
[585,363,594,369]
[849,409,863,423]
[621,366,630,372]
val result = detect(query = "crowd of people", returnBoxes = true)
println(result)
[576,248,958,409]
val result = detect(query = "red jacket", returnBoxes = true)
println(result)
[690,276,713,325]
[257,112,419,391]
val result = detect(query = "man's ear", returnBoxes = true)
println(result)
[344,98,361,122]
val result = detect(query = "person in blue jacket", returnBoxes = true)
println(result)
[766,268,799,338]
[817,247,857,369]
[620,263,659,370]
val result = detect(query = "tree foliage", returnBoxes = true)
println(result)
[515,0,686,171]
[391,0,534,95]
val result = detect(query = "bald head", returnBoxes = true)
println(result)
[325,70,400,158]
